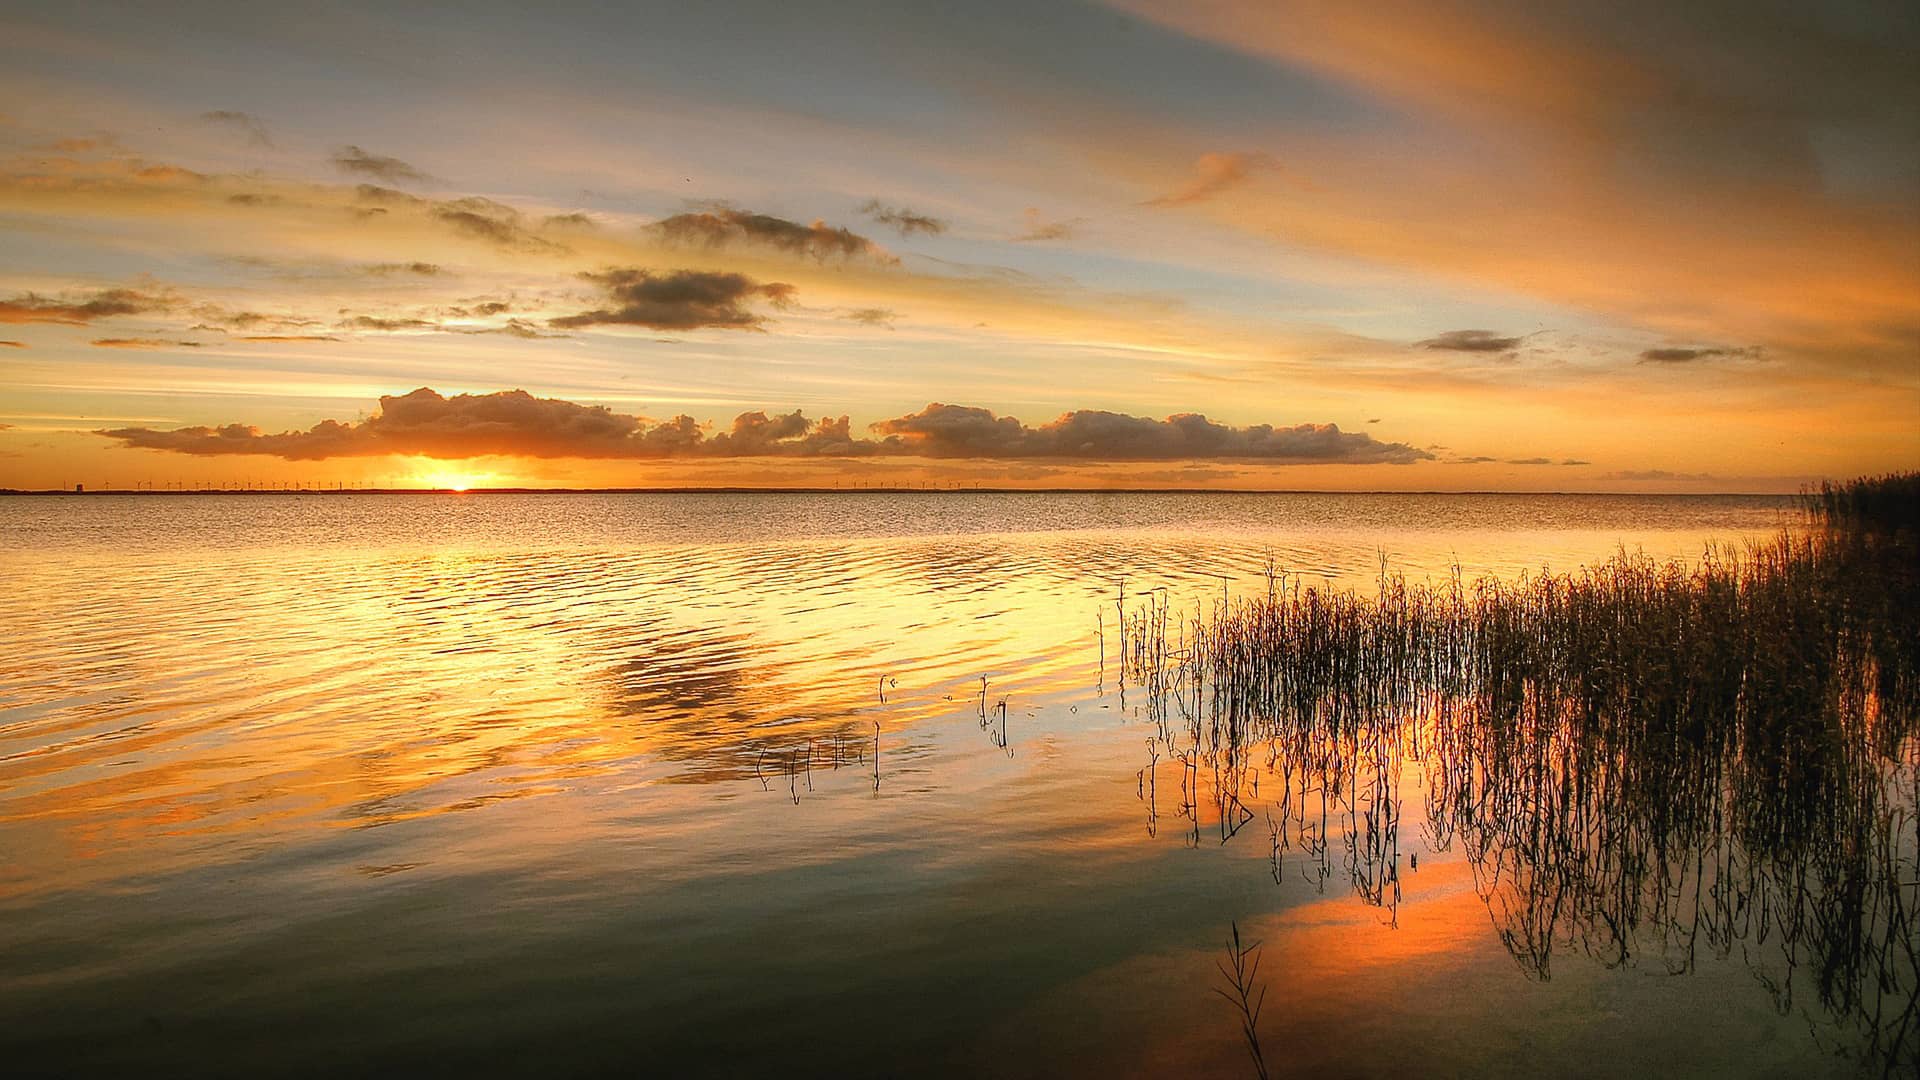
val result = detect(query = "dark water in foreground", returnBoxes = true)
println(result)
[1,492,1910,1076]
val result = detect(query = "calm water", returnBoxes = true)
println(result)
[3,491,1897,1076]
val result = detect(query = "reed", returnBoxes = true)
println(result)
[1213,921,1270,1080]
[1130,472,1918,1074]
[1807,471,1920,534]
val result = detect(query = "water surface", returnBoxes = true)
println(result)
[8,491,1899,1076]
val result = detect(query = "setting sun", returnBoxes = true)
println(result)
[411,468,500,492]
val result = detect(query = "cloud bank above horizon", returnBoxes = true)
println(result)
[96,388,1433,465]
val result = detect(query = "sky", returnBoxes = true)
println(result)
[0,0,1915,492]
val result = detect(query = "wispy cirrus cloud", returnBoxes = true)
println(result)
[1143,151,1277,207]
[340,185,569,251]
[1102,1,1920,375]
[1638,345,1759,364]
[1603,468,1717,482]
[445,318,568,340]
[199,110,272,147]
[90,337,202,349]
[331,145,431,185]
[858,200,947,237]
[0,147,1392,371]
[361,262,444,277]
[0,288,166,325]
[1013,207,1080,242]
[339,316,436,332]
[1444,454,1576,466]
[431,197,565,252]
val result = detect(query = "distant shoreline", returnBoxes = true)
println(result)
[0,486,1800,498]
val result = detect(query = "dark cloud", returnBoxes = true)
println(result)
[871,403,1432,463]
[0,340,26,348]
[1561,458,1591,465]
[349,188,564,255]
[94,388,860,462]
[705,410,870,457]
[1416,330,1522,353]
[430,197,564,252]
[1444,454,1564,466]
[543,212,597,229]
[1638,345,1758,364]
[199,110,272,147]
[238,334,340,342]
[226,192,279,206]
[0,288,164,325]
[1144,151,1277,207]
[131,164,205,184]
[654,206,891,262]
[445,318,567,340]
[1603,469,1717,482]
[858,200,947,237]
[354,184,422,206]
[0,281,335,339]
[98,389,1433,465]
[332,145,430,185]
[441,301,512,317]
[841,307,897,327]
[363,262,443,277]
[90,337,202,349]
[190,306,323,332]
[340,315,435,331]
[551,269,796,331]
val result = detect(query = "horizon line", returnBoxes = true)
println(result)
[0,485,1807,498]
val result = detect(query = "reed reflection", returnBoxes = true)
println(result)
[1123,484,1919,1075]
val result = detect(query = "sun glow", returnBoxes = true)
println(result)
[413,468,499,492]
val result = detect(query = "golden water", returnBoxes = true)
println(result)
[5,491,1881,1076]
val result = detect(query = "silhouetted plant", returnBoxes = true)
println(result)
[1214,920,1270,1080]
[1127,473,1919,1075]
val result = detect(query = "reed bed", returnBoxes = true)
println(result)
[1131,474,1919,1075]
[1807,471,1920,533]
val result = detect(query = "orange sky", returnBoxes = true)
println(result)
[1,1,1915,491]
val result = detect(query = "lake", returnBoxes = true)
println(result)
[1,491,1910,1076]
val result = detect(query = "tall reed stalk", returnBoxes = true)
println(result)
[1133,473,1918,1075]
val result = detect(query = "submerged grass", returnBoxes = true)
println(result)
[1142,474,1919,1075]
